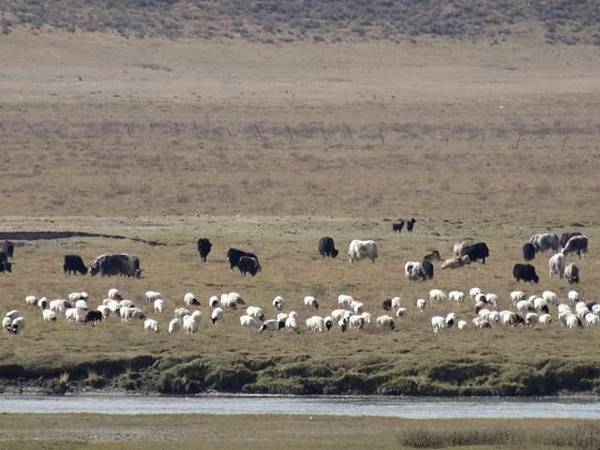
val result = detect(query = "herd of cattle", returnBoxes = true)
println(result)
[0,223,595,338]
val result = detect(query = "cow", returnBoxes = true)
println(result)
[529,233,559,253]
[522,243,536,261]
[197,239,212,262]
[63,255,87,275]
[406,218,416,232]
[0,260,11,274]
[562,235,589,258]
[405,261,429,281]
[463,242,490,264]
[513,263,539,284]
[392,220,405,233]
[318,237,338,258]
[423,250,441,263]
[2,241,14,259]
[421,259,434,280]
[227,248,259,271]
[238,256,261,276]
[560,232,582,249]
[348,240,378,263]
[564,263,580,284]
[89,254,141,278]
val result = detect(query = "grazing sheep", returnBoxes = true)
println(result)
[144,319,160,332]
[525,312,539,326]
[222,292,245,309]
[353,302,366,314]
[567,290,579,303]
[97,305,111,319]
[533,297,549,314]
[209,296,221,309]
[457,320,467,330]
[486,293,498,306]
[469,288,482,301]
[517,299,534,316]
[211,307,224,324]
[49,299,68,313]
[331,309,351,323]
[277,312,288,321]
[510,291,526,305]
[376,315,395,330]
[246,306,266,321]
[349,315,366,330]
[445,312,456,328]
[68,292,87,302]
[431,316,446,333]
[25,296,37,307]
[390,297,402,309]
[285,316,299,332]
[448,291,465,303]
[396,307,407,319]
[539,314,552,326]
[488,311,500,325]
[565,314,581,329]
[416,298,426,311]
[154,299,165,314]
[184,292,200,306]
[429,289,447,302]
[338,295,353,309]
[306,316,325,332]
[105,300,120,314]
[542,291,559,306]
[9,317,25,334]
[304,296,319,310]
[272,296,284,311]
[183,312,201,333]
[120,299,135,309]
[240,315,258,329]
[337,317,348,332]
[75,299,88,310]
[259,319,286,333]
[65,308,85,322]
[174,307,191,318]
[168,318,182,333]
[37,298,48,310]
[145,291,162,303]
[585,313,600,327]
[472,316,491,329]
[108,288,123,300]
[323,316,333,331]
[2,316,12,333]
[564,263,580,284]
[549,252,565,279]
[42,310,57,321]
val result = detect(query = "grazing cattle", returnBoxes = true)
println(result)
[89,254,141,278]
[562,235,589,258]
[406,218,416,232]
[441,255,470,269]
[0,258,12,274]
[463,242,490,264]
[63,255,87,275]
[423,250,441,262]
[238,256,261,276]
[421,260,434,280]
[392,220,405,233]
[348,240,378,263]
[529,233,559,253]
[318,236,339,258]
[227,248,259,271]
[513,263,539,284]
[197,239,212,262]
[405,261,429,281]
[564,263,580,284]
[2,241,14,259]
[84,310,103,325]
[560,231,582,249]
[549,252,565,279]
[522,243,536,261]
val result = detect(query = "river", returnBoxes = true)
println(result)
[2,395,600,418]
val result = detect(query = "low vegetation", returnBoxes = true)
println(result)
[1,0,600,44]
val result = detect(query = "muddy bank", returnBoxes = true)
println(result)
[0,231,165,246]
[1,354,599,397]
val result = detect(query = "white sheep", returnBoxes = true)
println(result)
[209,295,221,309]
[445,312,457,328]
[472,316,491,328]
[10,317,25,334]
[25,296,37,307]
[145,291,162,303]
[303,296,319,310]
[108,288,123,300]
[246,306,265,321]
[272,296,284,311]
[533,297,549,313]
[277,312,288,322]
[323,316,333,331]
[416,298,426,311]
[469,287,482,301]
[353,302,366,314]
[37,298,48,310]
[457,320,467,330]
[222,292,245,309]
[548,252,565,279]
[431,316,446,333]
[510,291,526,304]
[285,316,299,332]
[360,312,373,327]
[240,315,258,329]
[97,305,111,319]
[306,316,325,332]
[154,299,165,314]
[539,314,552,326]
[120,299,135,309]
[49,299,67,313]
[542,291,559,306]
[168,318,182,333]
[184,292,200,306]
[568,290,580,304]
[338,294,353,309]
[211,307,224,324]
[2,316,12,333]
[485,293,498,306]
[349,315,366,330]
[396,307,407,319]
[144,319,160,332]
[376,315,395,330]
[68,292,86,302]
[259,319,285,333]
[585,313,600,327]
[65,308,84,322]
[525,312,539,326]
[75,299,88,310]
[288,311,299,320]
[42,310,57,322]
[391,297,402,309]
[174,307,191,318]
[429,289,446,302]
[183,312,201,333]
[448,291,465,303]
[105,300,120,314]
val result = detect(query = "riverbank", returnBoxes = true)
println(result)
[0,414,598,449]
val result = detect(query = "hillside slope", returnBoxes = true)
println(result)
[1,0,600,44]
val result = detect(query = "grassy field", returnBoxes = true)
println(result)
[0,31,599,394]
[0,414,599,449]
